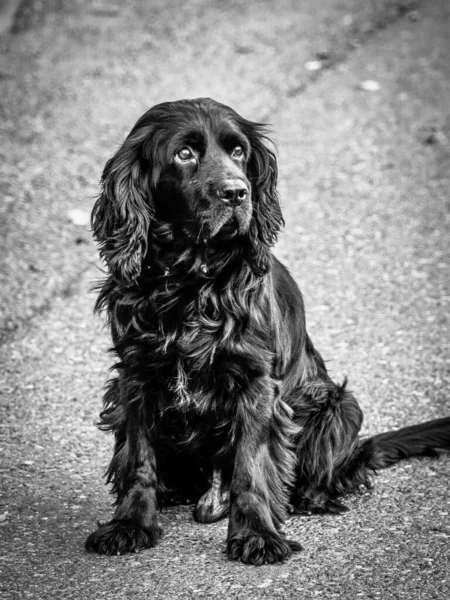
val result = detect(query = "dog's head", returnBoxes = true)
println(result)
[92,98,284,285]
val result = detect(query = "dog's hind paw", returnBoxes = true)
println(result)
[194,485,230,523]
[291,497,349,515]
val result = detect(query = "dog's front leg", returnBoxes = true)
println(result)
[226,379,302,565]
[86,401,160,555]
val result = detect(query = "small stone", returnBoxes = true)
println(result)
[305,60,322,71]
[358,80,381,92]
[257,579,273,589]
[342,15,353,27]
[68,209,90,226]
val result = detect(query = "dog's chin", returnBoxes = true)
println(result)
[208,211,251,240]
[214,218,240,239]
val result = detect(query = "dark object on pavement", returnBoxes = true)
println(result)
[86,98,450,565]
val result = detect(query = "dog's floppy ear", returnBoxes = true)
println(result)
[91,123,157,286]
[244,124,284,276]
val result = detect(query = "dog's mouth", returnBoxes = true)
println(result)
[215,216,240,237]
[206,206,252,240]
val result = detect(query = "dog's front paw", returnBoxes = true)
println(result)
[85,519,161,555]
[227,530,302,565]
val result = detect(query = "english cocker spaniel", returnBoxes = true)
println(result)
[86,98,450,565]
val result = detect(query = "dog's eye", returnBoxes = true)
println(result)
[231,146,244,158]
[176,147,194,161]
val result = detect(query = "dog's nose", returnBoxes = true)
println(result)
[217,180,248,206]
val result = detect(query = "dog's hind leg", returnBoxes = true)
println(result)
[290,378,369,515]
[291,378,450,515]
[194,468,230,523]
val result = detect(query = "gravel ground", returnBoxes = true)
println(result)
[0,0,449,598]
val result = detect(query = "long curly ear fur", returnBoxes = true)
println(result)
[244,122,284,276]
[91,124,156,286]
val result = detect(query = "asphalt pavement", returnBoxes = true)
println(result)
[0,1,449,598]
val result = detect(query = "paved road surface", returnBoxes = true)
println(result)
[0,1,449,598]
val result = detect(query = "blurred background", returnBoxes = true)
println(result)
[0,1,449,598]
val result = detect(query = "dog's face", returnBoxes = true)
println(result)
[153,112,252,240]
[92,98,284,284]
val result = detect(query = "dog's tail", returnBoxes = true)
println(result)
[361,416,450,470]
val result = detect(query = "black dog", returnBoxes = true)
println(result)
[86,98,450,565]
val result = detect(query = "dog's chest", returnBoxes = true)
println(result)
[145,278,269,412]
[154,312,251,410]
[166,324,236,409]
[155,325,238,451]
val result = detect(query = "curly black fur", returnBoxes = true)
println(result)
[85,98,450,565]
